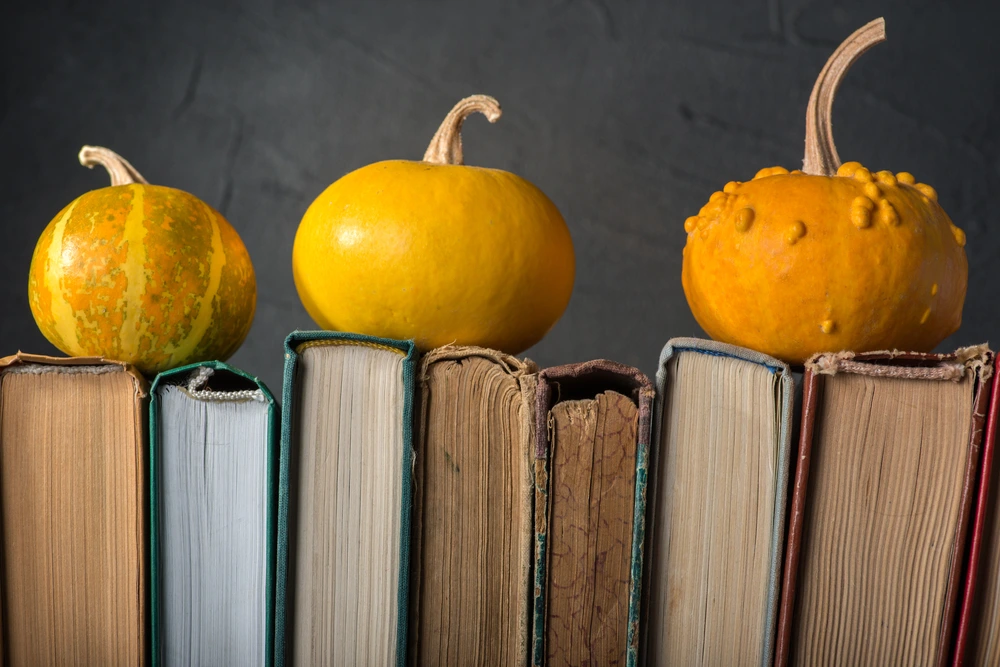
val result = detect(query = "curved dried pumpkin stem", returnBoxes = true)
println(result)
[78,146,149,186]
[423,95,502,165]
[803,18,886,176]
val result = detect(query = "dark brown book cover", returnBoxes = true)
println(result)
[775,347,992,667]
[532,360,654,667]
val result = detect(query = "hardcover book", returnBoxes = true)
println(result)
[953,365,1000,665]
[531,360,654,667]
[150,361,278,666]
[643,339,794,667]
[409,346,537,666]
[275,331,417,667]
[0,353,148,666]
[776,347,993,667]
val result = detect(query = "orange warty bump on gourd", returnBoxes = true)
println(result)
[293,95,575,354]
[28,147,256,375]
[682,18,967,364]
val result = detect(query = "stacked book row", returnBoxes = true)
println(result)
[2,332,999,666]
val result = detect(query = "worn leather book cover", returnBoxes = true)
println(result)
[410,346,537,667]
[149,360,278,667]
[0,352,148,666]
[953,364,1000,665]
[642,338,794,667]
[274,331,417,667]
[531,359,654,667]
[775,347,993,667]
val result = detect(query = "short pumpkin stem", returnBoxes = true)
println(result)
[422,95,502,165]
[802,18,886,176]
[78,146,150,186]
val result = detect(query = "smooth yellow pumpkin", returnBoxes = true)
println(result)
[28,146,256,375]
[682,18,966,364]
[293,95,575,353]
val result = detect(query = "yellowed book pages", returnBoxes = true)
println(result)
[545,391,637,665]
[289,342,407,666]
[410,347,536,667]
[647,350,781,666]
[792,372,973,664]
[0,355,147,667]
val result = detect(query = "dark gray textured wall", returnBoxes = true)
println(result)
[3,0,999,393]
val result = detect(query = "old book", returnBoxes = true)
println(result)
[0,353,148,666]
[953,367,1000,665]
[275,331,416,667]
[776,347,993,667]
[531,360,655,667]
[409,346,537,666]
[150,361,278,667]
[643,339,794,667]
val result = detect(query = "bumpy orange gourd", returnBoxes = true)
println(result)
[28,147,256,375]
[293,95,575,353]
[682,18,967,363]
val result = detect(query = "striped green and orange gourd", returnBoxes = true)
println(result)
[28,146,256,375]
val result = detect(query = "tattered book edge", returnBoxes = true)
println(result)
[419,344,537,379]
[806,345,993,382]
[0,352,148,397]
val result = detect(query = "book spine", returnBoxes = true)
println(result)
[531,373,553,667]
[531,454,549,667]
[396,343,417,667]
[773,369,822,667]
[937,364,993,667]
[952,368,1000,665]
[265,381,280,667]
[763,369,796,667]
[625,385,655,667]
[274,346,296,667]
[150,384,161,667]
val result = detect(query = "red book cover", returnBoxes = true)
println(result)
[952,367,1000,665]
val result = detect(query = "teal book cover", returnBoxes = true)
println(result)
[530,359,655,667]
[274,331,417,667]
[149,360,279,667]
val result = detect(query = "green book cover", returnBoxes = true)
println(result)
[149,360,279,667]
[274,331,417,667]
